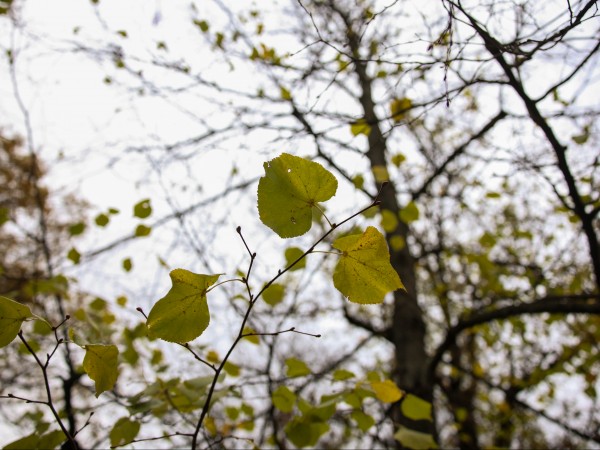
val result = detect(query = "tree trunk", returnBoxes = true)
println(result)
[346,23,434,442]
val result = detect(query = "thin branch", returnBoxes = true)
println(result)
[412,110,507,201]
[429,294,600,381]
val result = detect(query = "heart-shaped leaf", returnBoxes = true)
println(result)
[333,227,404,304]
[83,344,119,397]
[0,296,32,348]
[257,153,337,238]
[146,269,221,343]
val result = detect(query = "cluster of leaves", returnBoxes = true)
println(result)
[0,153,429,449]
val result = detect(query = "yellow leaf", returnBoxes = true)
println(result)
[243,326,260,344]
[390,97,412,123]
[401,394,432,421]
[83,344,119,397]
[257,153,337,238]
[371,379,404,403]
[350,119,371,136]
[333,227,404,304]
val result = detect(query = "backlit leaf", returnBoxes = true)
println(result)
[391,153,406,167]
[0,296,32,348]
[286,357,311,378]
[3,430,66,450]
[224,361,240,377]
[194,19,209,32]
[401,394,432,421]
[284,247,306,271]
[122,258,133,272]
[333,369,355,381]
[243,326,260,345]
[109,417,140,447]
[95,213,109,227]
[146,270,222,343]
[390,97,412,123]
[285,416,329,448]
[257,153,337,238]
[69,222,85,236]
[135,224,151,237]
[371,379,404,403]
[351,410,375,432]
[394,426,438,449]
[83,344,119,397]
[372,165,389,183]
[280,86,292,101]
[263,283,285,306]
[133,199,152,218]
[352,174,364,189]
[399,202,419,223]
[390,235,405,251]
[38,430,66,450]
[272,385,296,413]
[333,227,404,304]
[350,119,371,136]
[381,209,399,233]
[67,247,81,264]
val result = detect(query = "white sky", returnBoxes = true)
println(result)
[1,0,599,447]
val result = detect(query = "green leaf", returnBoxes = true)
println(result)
[67,247,81,264]
[272,385,296,413]
[83,344,119,397]
[390,97,412,123]
[284,247,306,271]
[350,119,371,136]
[135,224,151,237]
[68,222,86,236]
[285,416,329,448]
[333,369,355,381]
[122,258,133,272]
[352,174,365,189]
[371,379,404,403]
[0,296,32,348]
[401,394,432,421]
[372,165,389,183]
[133,199,152,218]
[193,19,209,32]
[242,326,260,344]
[38,430,66,450]
[391,153,406,167]
[109,417,140,447]
[351,410,375,432]
[381,209,399,233]
[390,235,405,251]
[146,270,222,343]
[399,201,419,223]
[224,361,240,377]
[263,283,285,306]
[572,125,590,145]
[394,426,438,449]
[257,153,337,238]
[3,433,39,450]
[280,86,292,101]
[95,213,109,227]
[333,227,404,304]
[286,357,311,378]
[485,191,501,199]
[225,406,240,421]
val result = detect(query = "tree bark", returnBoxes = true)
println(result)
[341,13,434,440]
